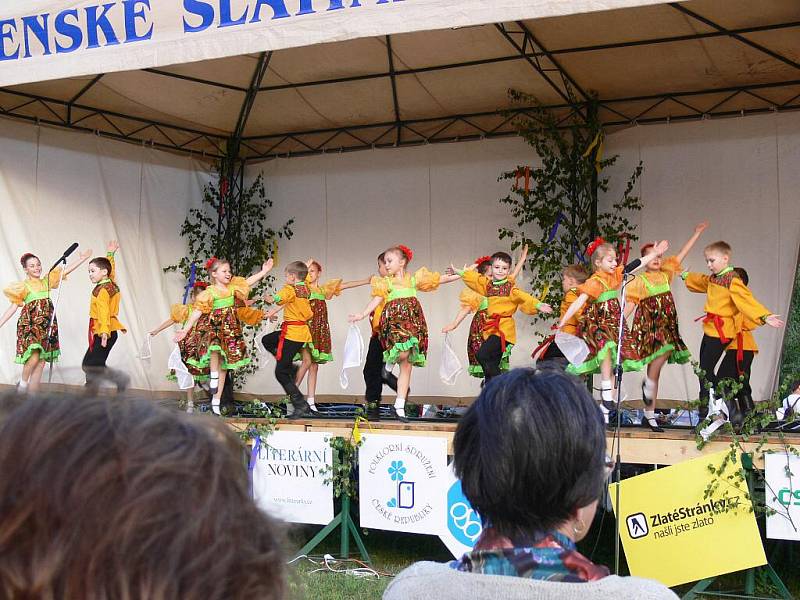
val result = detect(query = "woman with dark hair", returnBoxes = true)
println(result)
[0,391,286,600]
[384,368,678,600]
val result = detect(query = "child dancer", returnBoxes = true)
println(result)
[350,245,459,421]
[683,241,783,431]
[293,259,370,413]
[83,241,129,391]
[149,281,210,412]
[622,223,707,432]
[1,248,91,391]
[533,264,589,367]
[456,251,552,383]
[559,238,668,421]
[175,257,273,414]
[442,248,527,378]
[362,252,397,421]
[261,260,314,419]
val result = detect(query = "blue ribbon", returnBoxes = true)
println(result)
[182,263,197,304]
[547,211,564,243]
[248,433,261,498]
[572,242,588,264]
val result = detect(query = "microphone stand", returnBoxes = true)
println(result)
[45,259,67,384]
[612,270,635,575]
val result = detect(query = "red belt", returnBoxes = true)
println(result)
[483,314,511,353]
[276,321,306,360]
[695,312,730,345]
[531,334,555,361]
[88,318,95,351]
[735,332,744,376]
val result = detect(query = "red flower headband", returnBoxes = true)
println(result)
[586,237,606,257]
[193,281,208,290]
[474,255,492,266]
[397,244,413,262]
[204,256,218,270]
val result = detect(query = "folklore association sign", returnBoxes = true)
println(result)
[358,433,447,534]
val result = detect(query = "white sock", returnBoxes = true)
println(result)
[422,404,432,415]
[644,377,656,396]
[17,380,29,391]
[394,397,406,418]
[186,401,195,414]
[211,397,220,415]
[643,409,656,420]
[210,371,219,391]
[307,396,318,412]
[599,402,609,424]
[700,417,725,441]
[601,380,614,403]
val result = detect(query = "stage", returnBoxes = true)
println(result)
[226,416,800,468]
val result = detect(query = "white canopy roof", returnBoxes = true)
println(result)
[1,0,798,159]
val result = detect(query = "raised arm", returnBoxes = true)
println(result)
[511,244,528,280]
[340,277,372,291]
[349,296,383,323]
[0,304,19,329]
[442,307,472,333]
[675,222,708,265]
[64,249,92,277]
[174,309,203,342]
[245,258,274,287]
[635,240,669,272]
[558,293,589,329]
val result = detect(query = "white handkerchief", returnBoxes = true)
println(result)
[168,345,194,390]
[439,333,463,385]
[340,324,365,389]
[139,335,152,360]
[554,332,589,366]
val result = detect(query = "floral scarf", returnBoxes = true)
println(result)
[452,528,609,583]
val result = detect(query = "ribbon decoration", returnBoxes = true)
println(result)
[582,130,605,174]
[513,166,531,193]
[219,177,229,217]
[616,234,632,266]
[540,283,550,302]
[182,262,197,304]
[247,434,262,497]
[352,416,373,445]
[547,211,564,243]
[572,242,588,264]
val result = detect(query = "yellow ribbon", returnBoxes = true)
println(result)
[540,283,550,302]
[352,415,373,444]
[582,131,605,174]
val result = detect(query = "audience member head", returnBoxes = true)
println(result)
[453,369,608,544]
[0,392,285,599]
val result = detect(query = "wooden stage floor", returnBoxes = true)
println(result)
[227,416,800,467]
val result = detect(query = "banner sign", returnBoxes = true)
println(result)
[251,430,334,525]
[0,0,673,87]
[439,462,483,559]
[765,452,800,541]
[612,450,766,587]
[358,433,447,534]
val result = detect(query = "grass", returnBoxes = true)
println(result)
[283,511,800,600]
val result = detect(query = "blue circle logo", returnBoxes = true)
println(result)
[446,479,482,547]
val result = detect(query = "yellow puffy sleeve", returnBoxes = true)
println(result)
[625,276,647,305]
[459,289,484,312]
[321,278,343,300]
[730,277,771,324]
[170,304,190,323]
[461,269,489,296]
[660,256,682,283]
[194,290,214,314]
[274,284,296,306]
[229,276,250,300]
[371,276,389,299]
[237,306,266,326]
[414,267,441,292]
[47,267,66,289]
[3,281,27,306]
[683,272,709,293]
[511,287,541,315]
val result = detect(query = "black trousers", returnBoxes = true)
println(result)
[82,332,118,386]
[697,335,729,402]
[364,334,397,404]
[721,348,755,406]
[262,332,304,401]
[476,335,503,381]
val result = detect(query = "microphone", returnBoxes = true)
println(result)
[49,242,79,272]
[623,258,642,274]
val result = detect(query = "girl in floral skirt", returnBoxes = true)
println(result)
[350,245,459,421]
[1,249,91,392]
[175,257,273,414]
